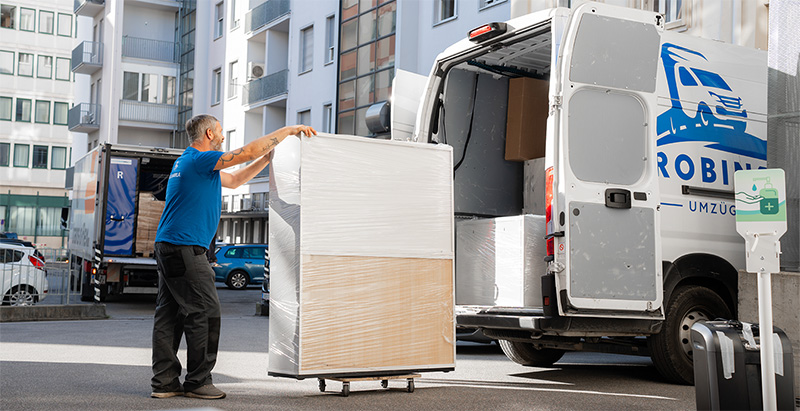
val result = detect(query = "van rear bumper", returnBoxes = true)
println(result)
[456,305,663,337]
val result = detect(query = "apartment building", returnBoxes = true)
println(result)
[69,0,768,245]
[0,0,76,247]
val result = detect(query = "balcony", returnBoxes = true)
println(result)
[245,69,288,106]
[68,103,100,133]
[245,0,290,33]
[71,41,103,75]
[119,100,178,126]
[74,0,104,17]
[121,36,178,63]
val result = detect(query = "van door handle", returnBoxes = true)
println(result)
[605,188,631,209]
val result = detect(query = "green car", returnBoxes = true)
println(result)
[212,244,268,290]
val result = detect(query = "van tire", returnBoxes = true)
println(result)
[648,285,731,385]
[498,340,565,367]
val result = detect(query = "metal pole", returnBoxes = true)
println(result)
[757,269,777,410]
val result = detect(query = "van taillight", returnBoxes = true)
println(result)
[29,255,45,270]
[468,22,507,43]
[545,166,554,257]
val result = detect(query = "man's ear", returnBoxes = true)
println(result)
[206,127,214,140]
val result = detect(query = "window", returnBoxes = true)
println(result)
[298,109,311,125]
[39,10,54,34]
[222,195,229,212]
[650,0,689,30]
[300,25,313,73]
[230,0,238,29]
[322,103,332,133]
[32,145,48,168]
[1,5,15,29]
[212,68,221,104]
[57,13,71,37]
[228,61,238,98]
[123,71,139,100]
[51,146,67,169]
[162,75,176,105]
[225,130,234,152]
[37,207,63,236]
[0,142,8,166]
[19,7,33,31]
[18,53,33,77]
[244,247,265,259]
[0,50,12,75]
[0,96,11,120]
[141,73,158,103]
[15,98,31,122]
[214,2,223,39]
[325,15,335,64]
[37,55,53,79]
[9,206,35,235]
[479,0,506,10]
[337,1,396,134]
[35,100,49,124]
[53,102,68,125]
[13,144,29,167]
[55,57,70,80]
[224,247,241,258]
[434,0,457,25]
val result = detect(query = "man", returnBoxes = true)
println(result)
[151,114,316,399]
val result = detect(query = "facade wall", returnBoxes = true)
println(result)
[0,0,76,246]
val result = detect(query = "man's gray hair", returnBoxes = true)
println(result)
[186,114,219,143]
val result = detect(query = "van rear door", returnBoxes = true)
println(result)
[554,3,663,318]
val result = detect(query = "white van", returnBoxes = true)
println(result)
[398,2,766,384]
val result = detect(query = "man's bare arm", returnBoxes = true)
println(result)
[214,125,316,171]
[220,155,270,189]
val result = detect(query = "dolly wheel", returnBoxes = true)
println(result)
[381,380,388,389]
[342,382,350,397]
[407,379,414,393]
[318,379,325,392]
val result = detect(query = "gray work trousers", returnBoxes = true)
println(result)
[151,242,221,392]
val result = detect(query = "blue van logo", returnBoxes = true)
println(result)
[656,43,766,161]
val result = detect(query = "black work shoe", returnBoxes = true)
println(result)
[151,389,184,398]
[185,384,226,399]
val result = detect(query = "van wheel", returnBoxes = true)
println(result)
[3,286,38,306]
[226,271,249,290]
[498,340,565,367]
[648,285,731,385]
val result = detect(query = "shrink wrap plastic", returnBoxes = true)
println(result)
[268,133,455,378]
[455,215,546,308]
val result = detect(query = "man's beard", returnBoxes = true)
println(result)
[212,136,224,151]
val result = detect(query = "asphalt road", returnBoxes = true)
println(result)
[0,286,697,410]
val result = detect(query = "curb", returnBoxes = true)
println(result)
[0,304,108,322]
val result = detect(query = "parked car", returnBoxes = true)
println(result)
[211,244,268,290]
[0,243,48,306]
[0,238,46,264]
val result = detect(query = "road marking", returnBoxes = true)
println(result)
[418,379,677,401]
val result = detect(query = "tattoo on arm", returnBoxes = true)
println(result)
[219,148,244,166]
[259,137,281,154]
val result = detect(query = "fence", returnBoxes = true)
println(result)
[0,248,84,306]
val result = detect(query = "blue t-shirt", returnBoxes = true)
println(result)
[155,147,224,247]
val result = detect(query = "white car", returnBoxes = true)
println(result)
[0,243,49,306]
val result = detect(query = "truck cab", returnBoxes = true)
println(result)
[400,2,766,384]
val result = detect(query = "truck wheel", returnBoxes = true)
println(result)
[498,340,565,367]
[648,285,731,385]
[226,271,249,290]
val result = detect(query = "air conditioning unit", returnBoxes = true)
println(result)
[248,62,265,79]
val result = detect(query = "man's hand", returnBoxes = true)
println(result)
[288,125,317,139]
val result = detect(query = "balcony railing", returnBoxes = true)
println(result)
[74,0,104,17]
[121,36,179,63]
[71,41,103,74]
[245,0,290,33]
[119,100,178,126]
[68,103,101,132]
[245,69,288,106]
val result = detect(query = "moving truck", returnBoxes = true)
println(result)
[394,2,766,384]
[68,144,182,301]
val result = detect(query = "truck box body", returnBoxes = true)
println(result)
[400,2,767,383]
[68,144,182,298]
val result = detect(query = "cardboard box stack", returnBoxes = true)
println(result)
[135,192,165,257]
[268,133,455,378]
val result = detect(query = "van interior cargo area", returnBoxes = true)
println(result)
[435,28,552,219]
